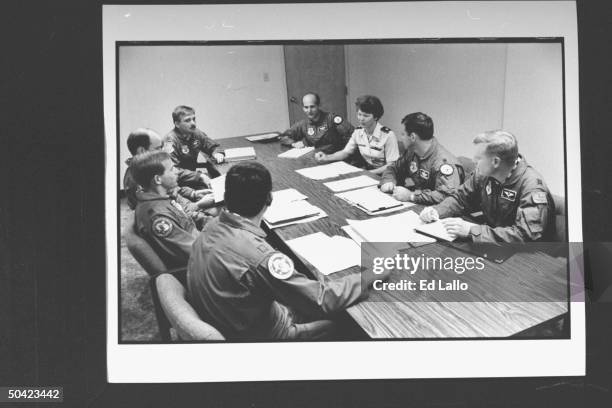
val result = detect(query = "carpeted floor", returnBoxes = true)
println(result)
[119,198,160,341]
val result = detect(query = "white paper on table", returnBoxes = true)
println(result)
[323,175,379,192]
[277,146,314,158]
[335,186,415,214]
[415,219,477,242]
[263,210,328,229]
[346,211,436,243]
[271,188,308,204]
[341,225,366,246]
[263,200,322,225]
[286,232,361,275]
[210,174,226,203]
[224,147,256,161]
[295,161,361,180]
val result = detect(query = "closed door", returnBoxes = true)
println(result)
[283,45,348,125]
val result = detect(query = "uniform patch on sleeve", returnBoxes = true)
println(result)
[532,191,548,204]
[333,115,343,124]
[268,253,294,280]
[439,164,454,176]
[380,126,390,133]
[152,217,173,238]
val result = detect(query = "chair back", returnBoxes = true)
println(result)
[457,156,476,183]
[123,215,224,341]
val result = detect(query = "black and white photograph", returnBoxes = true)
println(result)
[104,2,584,382]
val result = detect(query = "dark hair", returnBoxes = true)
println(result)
[126,128,155,155]
[224,162,272,217]
[355,95,384,120]
[401,112,434,140]
[130,151,171,188]
[302,92,321,106]
[172,105,195,123]
[473,130,519,165]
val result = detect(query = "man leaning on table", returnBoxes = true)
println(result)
[279,92,354,154]
[380,112,461,204]
[419,130,555,243]
[187,161,388,340]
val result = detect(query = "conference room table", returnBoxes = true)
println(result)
[213,134,569,339]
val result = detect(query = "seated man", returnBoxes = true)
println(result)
[165,105,225,188]
[420,130,554,243]
[279,92,354,154]
[314,95,400,175]
[187,162,386,340]
[124,128,216,229]
[380,112,461,204]
[131,150,200,268]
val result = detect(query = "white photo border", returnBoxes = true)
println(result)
[104,1,584,382]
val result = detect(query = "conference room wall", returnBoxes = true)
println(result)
[118,45,290,180]
[345,43,565,196]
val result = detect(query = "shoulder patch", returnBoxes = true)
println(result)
[268,253,294,280]
[439,164,454,176]
[152,217,173,238]
[333,115,343,125]
[532,191,548,204]
[381,126,390,133]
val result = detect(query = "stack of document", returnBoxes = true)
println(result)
[278,146,314,158]
[323,175,379,193]
[344,211,436,244]
[271,188,308,204]
[224,147,256,162]
[263,200,326,228]
[336,186,413,215]
[286,232,361,275]
[295,161,361,180]
[209,174,226,203]
[245,132,280,142]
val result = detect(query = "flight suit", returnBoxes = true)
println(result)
[187,210,365,340]
[165,127,224,186]
[434,156,555,243]
[342,123,400,169]
[279,110,354,154]
[134,191,200,269]
[380,137,461,205]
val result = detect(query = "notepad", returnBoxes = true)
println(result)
[209,174,226,203]
[278,147,314,158]
[336,186,413,214]
[345,211,436,244]
[224,147,256,162]
[286,232,361,275]
[295,161,361,180]
[323,175,379,192]
[245,132,280,142]
[271,188,308,204]
[415,219,477,242]
[263,200,322,225]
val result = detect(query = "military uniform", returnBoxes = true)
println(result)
[279,110,354,154]
[165,127,224,187]
[380,137,461,205]
[187,210,364,340]
[341,123,400,169]
[434,156,555,243]
[134,191,200,269]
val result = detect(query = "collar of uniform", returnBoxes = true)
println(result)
[219,210,266,238]
[367,122,383,142]
[419,137,439,161]
[174,127,194,142]
[135,191,171,202]
[503,155,527,186]
[308,110,328,126]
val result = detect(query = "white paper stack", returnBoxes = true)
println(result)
[278,147,314,158]
[224,147,256,162]
[323,175,379,192]
[209,174,226,203]
[286,232,361,275]
[344,211,436,244]
[336,186,413,214]
[295,161,361,180]
[271,188,308,204]
[263,200,326,228]
[245,132,280,142]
